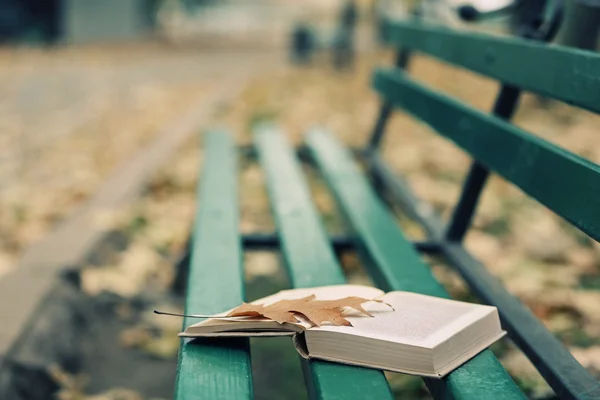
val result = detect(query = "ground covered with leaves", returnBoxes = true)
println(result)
[0,43,211,278]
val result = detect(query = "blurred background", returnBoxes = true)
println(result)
[0,0,599,399]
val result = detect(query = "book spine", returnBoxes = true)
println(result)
[292,333,311,359]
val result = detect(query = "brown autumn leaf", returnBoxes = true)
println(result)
[226,295,392,327]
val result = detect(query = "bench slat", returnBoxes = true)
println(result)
[175,132,253,400]
[374,68,600,242]
[306,129,526,400]
[385,21,600,114]
[255,126,394,400]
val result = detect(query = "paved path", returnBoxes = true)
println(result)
[0,49,279,185]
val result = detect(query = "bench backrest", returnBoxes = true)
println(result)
[376,22,600,242]
[372,20,600,400]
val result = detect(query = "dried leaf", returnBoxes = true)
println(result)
[571,346,600,373]
[227,295,392,327]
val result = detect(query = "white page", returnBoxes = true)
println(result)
[309,291,494,348]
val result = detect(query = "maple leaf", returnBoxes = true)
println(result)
[226,295,392,327]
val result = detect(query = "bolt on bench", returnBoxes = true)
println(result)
[173,19,600,400]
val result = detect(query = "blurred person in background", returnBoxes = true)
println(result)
[333,0,358,69]
[291,20,317,65]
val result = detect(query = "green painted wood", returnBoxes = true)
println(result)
[255,126,394,400]
[306,129,526,400]
[256,126,345,288]
[374,69,600,242]
[385,21,600,114]
[175,131,253,400]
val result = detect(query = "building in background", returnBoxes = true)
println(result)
[63,0,157,44]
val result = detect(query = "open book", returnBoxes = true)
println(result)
[179,284,505,378]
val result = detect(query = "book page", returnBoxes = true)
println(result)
[310,291,495,348]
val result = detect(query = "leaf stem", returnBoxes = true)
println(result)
[153,310,248,319]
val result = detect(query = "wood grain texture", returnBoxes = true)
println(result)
[307,129,525,400]
[385,21,600,113]
[255,126,394,400]
[373,68,600,242]
[175,131,253,400]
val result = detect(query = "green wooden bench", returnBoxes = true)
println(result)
[173,19,600,400]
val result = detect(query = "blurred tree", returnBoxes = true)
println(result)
[180,0,221,12]
[0,0,63,44]
[556,0,600,49]
[141,0,164,29]
[0,0,28,42]
[23,0,63,43]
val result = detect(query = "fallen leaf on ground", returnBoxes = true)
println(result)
[49,364,141,400]
[119,327,153,349]
[141,333,181,360]
[80,242,168,297]
[571,346,600,374]
[48,364,88,396]
[244,251,280,279]
[227,295,392,327]
[501,349,553,398]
